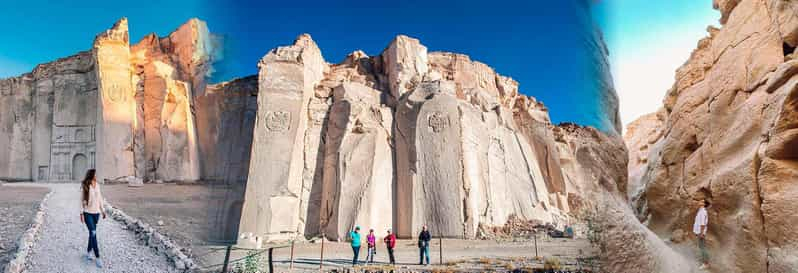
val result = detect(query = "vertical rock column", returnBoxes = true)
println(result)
[320,82,394,240]
[395,80,466,238]
[0,77,34,181]
[383,35,428,102]
[92,18,136,182]
[238,34,326,244]
[129,18,215,182]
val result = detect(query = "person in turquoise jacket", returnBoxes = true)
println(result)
[350,226,362,265]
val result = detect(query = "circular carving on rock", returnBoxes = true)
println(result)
[428,111,449,133]
[265,111,291,132]
[106,83,126,103]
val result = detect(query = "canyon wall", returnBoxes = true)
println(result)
[625,0,798,272]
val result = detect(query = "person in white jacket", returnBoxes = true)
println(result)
[693,199,710,269]
[80,169,107,268]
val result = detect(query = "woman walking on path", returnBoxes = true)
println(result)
[79,169,106,268]
[366,229,377,263]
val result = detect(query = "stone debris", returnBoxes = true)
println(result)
[4,191,49,273]
[104,202,195,271]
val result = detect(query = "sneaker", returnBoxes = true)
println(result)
[84,253,93,262]
[95,258,104,268]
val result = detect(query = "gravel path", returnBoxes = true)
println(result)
[24,183,178,273]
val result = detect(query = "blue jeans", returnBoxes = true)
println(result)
[83,212,100,258]
[419,243,430,265]
[352,245,360,265]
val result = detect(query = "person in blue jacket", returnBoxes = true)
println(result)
[350,226,362,265]
[418,225,431,265]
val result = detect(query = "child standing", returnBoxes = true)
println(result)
[366,229,377,263]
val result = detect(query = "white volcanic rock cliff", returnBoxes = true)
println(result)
[624,0,798,272]
[237,27,627,242]
[0,13,629,256]
[0,18,238,183]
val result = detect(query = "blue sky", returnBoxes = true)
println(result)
[0,1,207,77]
[3,0,619,130]
[593,0,718,126]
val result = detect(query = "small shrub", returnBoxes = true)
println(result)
[502,261,516,271]
[232,250,265,273]
[543,257,562,270]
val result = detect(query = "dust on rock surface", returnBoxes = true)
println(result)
[0,185,49,271]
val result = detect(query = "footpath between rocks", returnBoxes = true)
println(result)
[18,183,180,273]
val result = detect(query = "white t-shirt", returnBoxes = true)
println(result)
[81,184,104,214]
[693,207,708,235]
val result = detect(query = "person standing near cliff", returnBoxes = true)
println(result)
[79,169,106,268]
[350,226,362,266]
[366,229,376,263]
[384,229,396,264]
[418,225,431,265]
[693,200,710,269]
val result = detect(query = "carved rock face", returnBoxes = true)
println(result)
[237,34,328,244]
[0,16,627,251]
[394,80,466,238]
[320,82,393,240]
[93,18,137,183]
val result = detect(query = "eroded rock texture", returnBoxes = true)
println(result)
[195,76,258,182]
[128,18,221,182]
[238,29,625,245]
[238,35,326,242]
[0,50,98,182]
[1,15,630,255]
[625,1,798,272]
[0,18,248,185]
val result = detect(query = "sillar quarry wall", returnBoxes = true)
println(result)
[0,13,627,246]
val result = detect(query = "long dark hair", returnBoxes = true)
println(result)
[81,169,96,205]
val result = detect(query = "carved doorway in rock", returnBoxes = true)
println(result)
[72,153,88,181]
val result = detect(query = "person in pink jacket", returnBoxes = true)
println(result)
[366,229,377,263]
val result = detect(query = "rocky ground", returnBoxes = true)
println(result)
[102,183,241,264]
[99,183,599,272]
[10,183,179,273]
[0,184,49,271]
[194,237,598,272]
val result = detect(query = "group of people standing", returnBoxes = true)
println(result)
[348,225,432,266]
